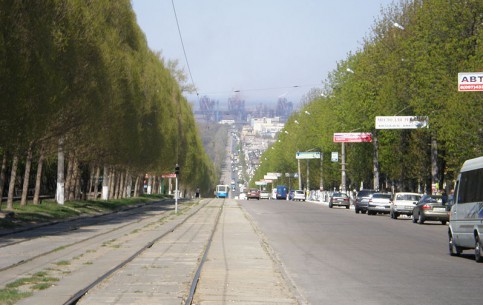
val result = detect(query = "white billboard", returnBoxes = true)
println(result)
[296,152,321,159]
[458,72,483,92]
[375,116,429,129]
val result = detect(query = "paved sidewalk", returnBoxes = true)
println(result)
[193,199,300,305]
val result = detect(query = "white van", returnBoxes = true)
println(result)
[448,156,483,262]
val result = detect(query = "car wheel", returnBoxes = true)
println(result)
[412,214,418,223]
[475,235,483,263]
[346,205,350,209]
[418,213,425,224]
[329,202,333,208]
[362,210,367,214]
[441,220,447,225]
[448,232,461,257]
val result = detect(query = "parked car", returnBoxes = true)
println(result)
[247,188,260,200]
[329,192,350,209]
[276,185,288,200]
[367,193,392,215]
[354,189,376,214]
[292,190,306,201]
[412,194,448,224]
[259,190,270,199]
[390,192,422,219]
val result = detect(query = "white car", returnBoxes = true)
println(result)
[367,193,392,215]
[292,190,306,201]
[390,192,422,219]
[259,191,270,199]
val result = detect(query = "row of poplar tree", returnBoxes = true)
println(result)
[254,0,482,193]
[0,1,216,210]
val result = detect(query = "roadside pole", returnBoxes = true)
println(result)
[175,164,180,214]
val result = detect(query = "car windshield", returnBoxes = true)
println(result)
[373,194,391,199]
[358,190,375,197]
[333,192,348,198]
[397,194,421,201]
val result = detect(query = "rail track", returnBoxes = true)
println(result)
[1,198,224,305]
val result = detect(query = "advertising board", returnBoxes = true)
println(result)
[296,152,321,159]
[375,116,429,129]
[333,132,372,143]
[458,72,483,92]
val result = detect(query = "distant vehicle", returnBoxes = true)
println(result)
[390,192,422,219]
[271,189,277,200]
[448,156,483,261]
[367,193,392,215]
[329,192,350,209]
[276,185,288,200]
[292,190,306,201]
[215,185,229,198]
[259,190,270,199]
[412,194,448,224]
[354,189,376,214]
[247,188,260,200]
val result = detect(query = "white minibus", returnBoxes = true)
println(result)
[448,156,483,262]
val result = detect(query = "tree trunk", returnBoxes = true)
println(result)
[109,169,115,199]
[101,166,109,200]
[133,175,140,197]
[125,171,131,198]
[119,170,125,198]
[65,152,74,201]
[20,145,33,206]
[71,157,79,200]
[33,146,45,205]
[56,137,65,204]
[0,151,7,209]
[87,164,94,200]
[6,153,19,210]
[94,166,100,200]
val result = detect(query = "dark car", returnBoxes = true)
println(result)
[247,188,260,200]
[329,192,350,209]
[354,189,376,214]
[412,194,448,224]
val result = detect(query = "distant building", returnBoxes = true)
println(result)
[250,117,284,138]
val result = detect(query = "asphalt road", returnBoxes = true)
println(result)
[241,199,483,305]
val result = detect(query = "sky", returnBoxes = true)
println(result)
[131,0,395,108]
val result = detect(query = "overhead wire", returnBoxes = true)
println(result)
[171,0,199,99]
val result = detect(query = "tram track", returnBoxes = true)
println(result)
[65,198,223,305]
[0,200,183,275]
[2,198,224,305]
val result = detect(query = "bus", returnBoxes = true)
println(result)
[215,185,230,198]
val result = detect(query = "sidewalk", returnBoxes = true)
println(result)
[193,199,301,304]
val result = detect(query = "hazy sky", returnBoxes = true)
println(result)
[131,0,395,107]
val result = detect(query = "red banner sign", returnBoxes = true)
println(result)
[333,132,372,143]
[161,173,177,178]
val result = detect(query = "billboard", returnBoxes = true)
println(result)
[161,173,176,178]
[296,152,321,159]
[375,116,429,129]
[458,72,483,92]
[333,132,372,143]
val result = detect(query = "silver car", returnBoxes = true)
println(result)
[390,192,422,219]
[367,193,392,215]
[412,194,448,225]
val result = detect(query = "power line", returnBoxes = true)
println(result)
[171,0,199,98]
